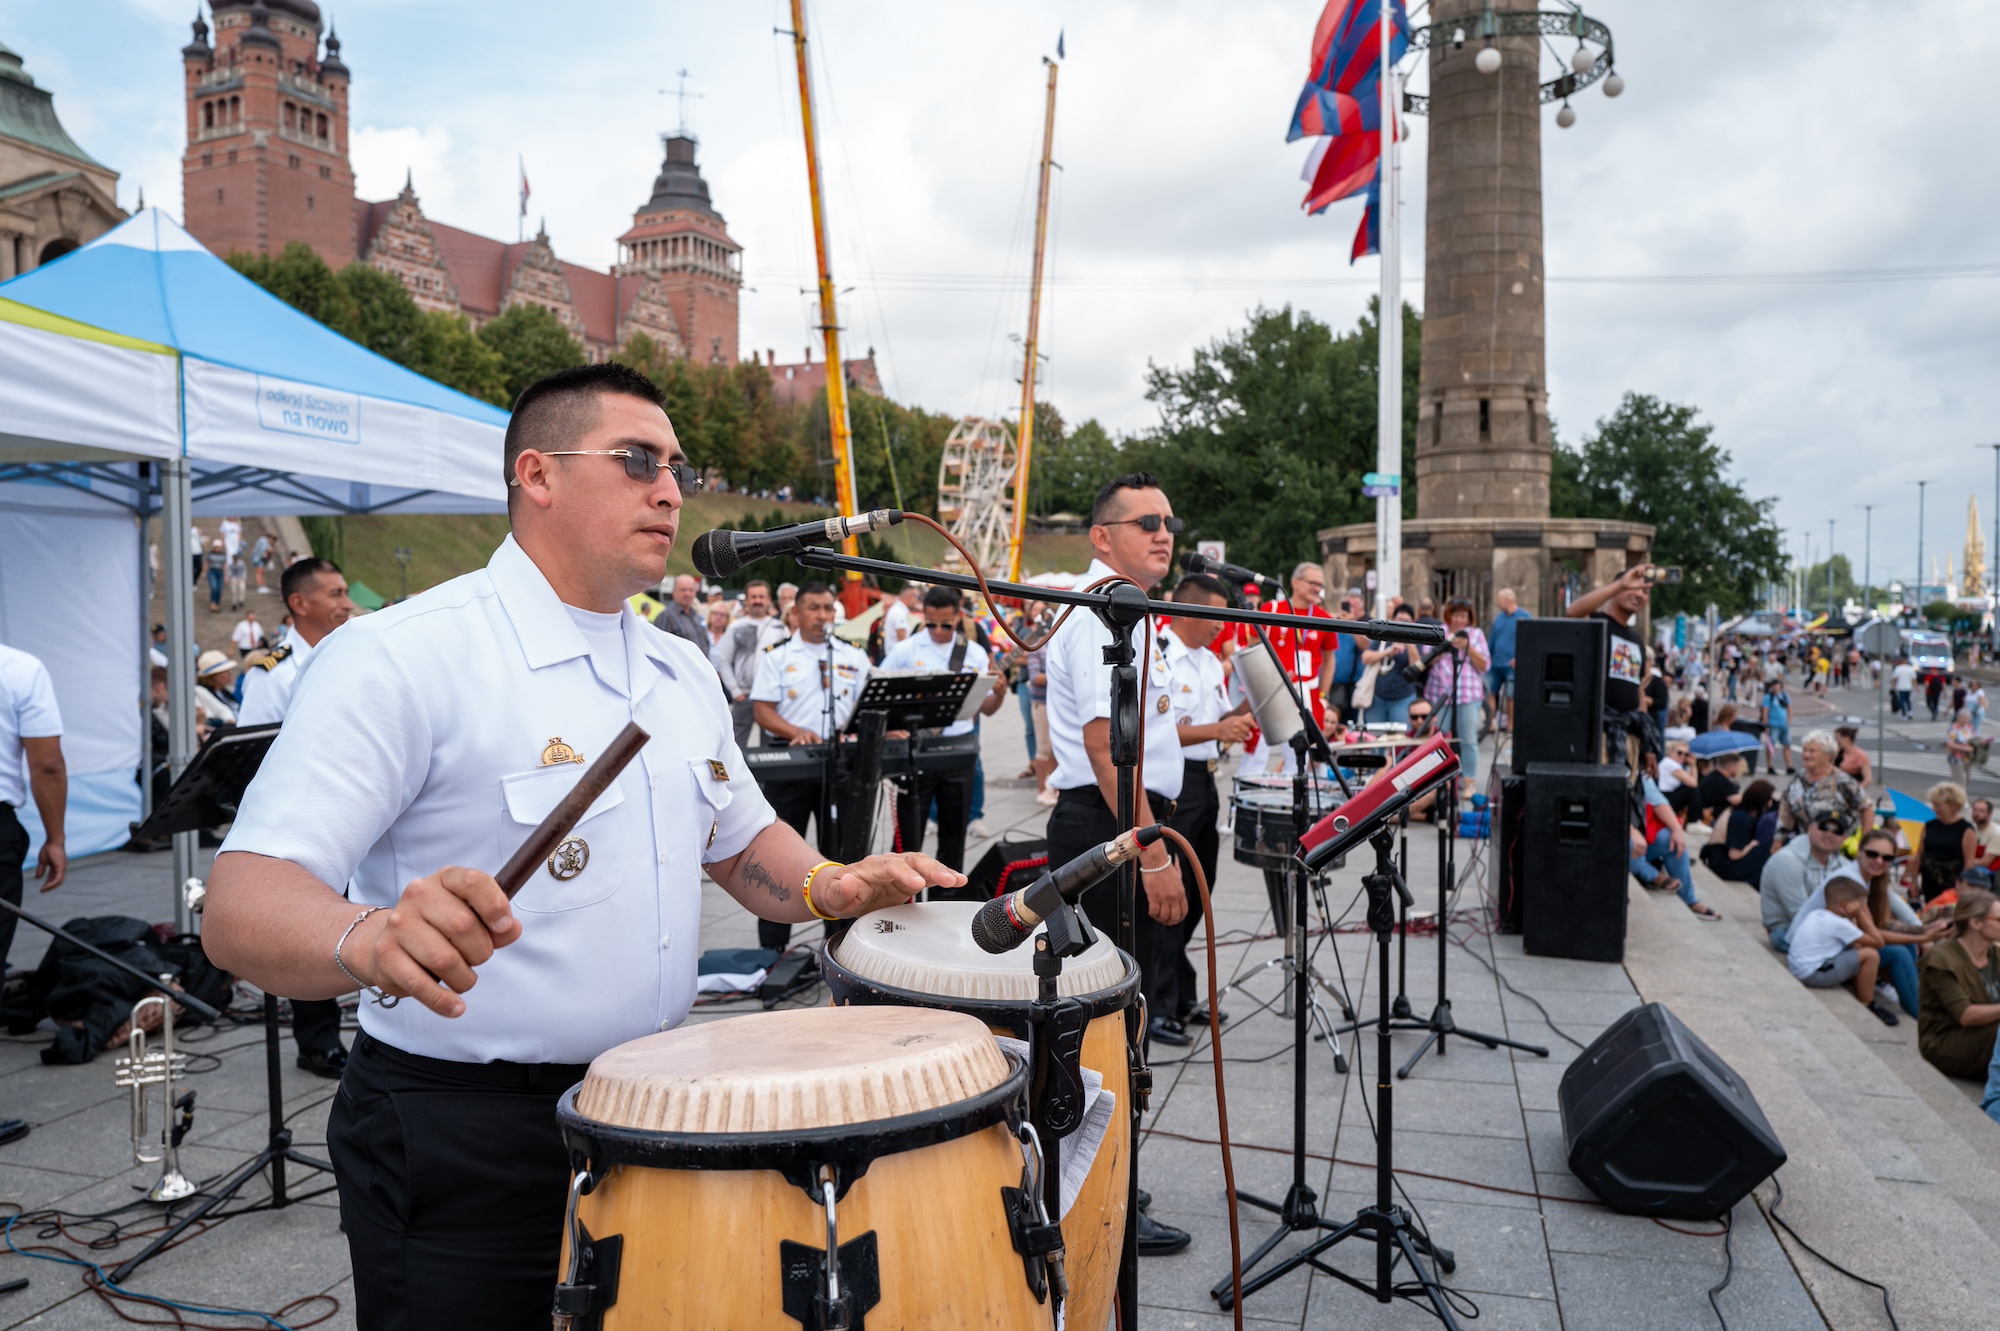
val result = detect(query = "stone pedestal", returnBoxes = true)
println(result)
[1318,517,1653,621]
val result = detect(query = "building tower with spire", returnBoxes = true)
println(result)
[617,134,741,365]
[181,0,356,268]
[1967,496,1987,602]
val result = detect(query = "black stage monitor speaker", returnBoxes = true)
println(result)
[1560,1002,1786,1219]
[1522,763,1629,962]
[1511,618,1607,773]
[1493,773,1527,934]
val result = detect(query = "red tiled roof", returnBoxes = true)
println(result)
[562,261,619,347]
[426,218,514,317]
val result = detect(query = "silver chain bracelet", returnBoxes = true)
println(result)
[335,906,400,1008]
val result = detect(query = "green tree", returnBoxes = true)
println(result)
[1125,300,1420,578]
[477,302,585,405]
[1029,408,1123,517]
[407,312,508,406]
[227,242,358,330]
[1550,392,1786,617]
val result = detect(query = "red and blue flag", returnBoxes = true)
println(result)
[1348,167,1381,263]
[1287,0,1411,143]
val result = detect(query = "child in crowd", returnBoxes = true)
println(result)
[1788,876,1900,1026]
[1761,678,1793,776]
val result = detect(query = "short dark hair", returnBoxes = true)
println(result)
[798,581,836,601]
[1090,472,1162,526]
[921,584,961,612]
[743,579,772,596]
[1823,877,1867,908]
[281,557,341,611]
[502,363,667,501]
[1172,572,1231,603]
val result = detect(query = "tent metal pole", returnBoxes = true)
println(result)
[138,467,155,825]
[162,456,198,934]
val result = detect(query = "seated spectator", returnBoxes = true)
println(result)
[1800,829,1943,1019]
[1697,751,1747,827]
[1788,875,1899,1025]
[1919,889,2000,1080]
[1761,811,1854,950]
[1630,774,1721,921]
[1702,778,1776,883]
[1776,731,1868,844]
[1909,781,1977,905]
[1834,725,1873,790]
[1659,741,1697,819]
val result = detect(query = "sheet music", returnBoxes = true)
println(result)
[994,1036,1115,1220]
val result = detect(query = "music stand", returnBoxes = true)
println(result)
[846,670,978,733]
[109,721,338,1285]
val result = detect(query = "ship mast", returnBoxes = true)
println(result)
[787,0,861,572]
[1006,56,1060,583]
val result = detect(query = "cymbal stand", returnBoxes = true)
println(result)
[1217,828,1461,1324]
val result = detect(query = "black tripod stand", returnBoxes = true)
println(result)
[1217,827,1461,1324]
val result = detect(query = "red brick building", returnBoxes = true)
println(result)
[763,346,884,408]
[178,0,738,363]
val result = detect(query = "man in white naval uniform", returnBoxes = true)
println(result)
[202,364,961,1331]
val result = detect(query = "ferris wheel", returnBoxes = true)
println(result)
[935,416,1017,571]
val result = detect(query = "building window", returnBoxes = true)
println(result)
[288,153,301,169]
[226,149,237,164]
[1478,397,1491,440]
[320,164,331,179]
[217,187,225,204]
[230,96,239,121]
[201,151,213,167]
[307,194,314,212]
[203,102,214,129]
[316,113,327,139]
[284,102,295,131]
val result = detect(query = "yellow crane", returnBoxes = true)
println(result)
[1007,56,1060,583]
[787,0,860,574]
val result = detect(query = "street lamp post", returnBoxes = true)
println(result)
[1913,479,1932,615]
[1827,518,1836,622]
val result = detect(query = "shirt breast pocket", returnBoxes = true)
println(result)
[499,765,627,914]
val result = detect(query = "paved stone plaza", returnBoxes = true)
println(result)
[5,689,1998,1328]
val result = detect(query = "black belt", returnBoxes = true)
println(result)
[353,1032,589,1095]
[1055,783,1177,822]
[1184,757,1219,776]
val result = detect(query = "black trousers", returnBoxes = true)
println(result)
[328,1033,588,1331]
[1161,763,1220,1021]
[1046,787,1178,1032]
[292,996,344,1055]
[761,780,830,952]
[895,765,974,872]
[0,804,26,970]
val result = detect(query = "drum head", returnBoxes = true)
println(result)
[575,1006,1009,1135]
[832,900,1127,1002]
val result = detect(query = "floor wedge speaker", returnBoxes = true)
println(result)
[1559,1001,1786,1219]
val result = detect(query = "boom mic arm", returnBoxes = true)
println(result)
[692,509,904,579]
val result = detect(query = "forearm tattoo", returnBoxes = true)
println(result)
[740,854,790,904]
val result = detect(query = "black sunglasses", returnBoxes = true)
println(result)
[1858,848,1893,861]
[512,448,704,491]
[1099,514,1186,534]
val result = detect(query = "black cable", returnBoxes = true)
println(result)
[1706,1206,1735,1331]
[1764,1175,1899,1331]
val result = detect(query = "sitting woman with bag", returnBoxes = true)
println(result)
[1701,779,1777,883]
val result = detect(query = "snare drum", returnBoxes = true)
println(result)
[557,1006,1053,1328]
[1230,776,1342,867]
[823,901,1135,1331]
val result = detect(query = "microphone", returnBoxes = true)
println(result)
[1179,550,1281,601]
[691,509,905,579]
[1296,733,1459,872]
[971,824,1167,954]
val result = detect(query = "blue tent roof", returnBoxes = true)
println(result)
[0,209,505,426]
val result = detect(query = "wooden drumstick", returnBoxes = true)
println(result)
[496,721,651,899]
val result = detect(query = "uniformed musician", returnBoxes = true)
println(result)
[202,364,962,1331]
[881,584,1009,871]
[1156,572,1255,1044]
[749,581,872,951]
[1041,470,1192,1258]
[236,555,359,1079]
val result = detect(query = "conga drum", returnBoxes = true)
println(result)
[822,900,1136,1331]
[557,1005,1056,1328]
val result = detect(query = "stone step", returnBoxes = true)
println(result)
[1624,867,2000,1328]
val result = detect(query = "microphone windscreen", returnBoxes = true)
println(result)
[691,529,736,580]
[969,897,1033,954]
[1178,550,1207,573]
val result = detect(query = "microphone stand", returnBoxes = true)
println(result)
[787,544,1441,1331]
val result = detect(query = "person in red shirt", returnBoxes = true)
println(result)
[1227,561,1340,775]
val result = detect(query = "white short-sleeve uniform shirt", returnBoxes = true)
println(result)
[751,635,871,737]
[1044,559,1183,802]
[222,536,775,1065]
[236,635,318,727]
[0,644,62,807]
[1161,630,1227,762]
[879,631,990,738]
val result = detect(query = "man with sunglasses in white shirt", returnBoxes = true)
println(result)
[202,363,962,1330]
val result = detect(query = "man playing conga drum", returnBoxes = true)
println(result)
[202,363,962,1331]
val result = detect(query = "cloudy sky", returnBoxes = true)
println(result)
[15,0,2000,588]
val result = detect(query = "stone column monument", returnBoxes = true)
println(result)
[1319,2,1649,617]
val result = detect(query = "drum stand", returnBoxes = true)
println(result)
[1214,828,1461,1326]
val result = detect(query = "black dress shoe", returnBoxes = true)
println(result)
[0,1119,29,1147]
[1136,1188,1152,1212]
[1182,1004,1229,1027]
[1136,1213,1190,1256]
[1147,1016,1192,1047]
[296,1045,349,1079]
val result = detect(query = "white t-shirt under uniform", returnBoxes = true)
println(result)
[1044,559,1183,803]
[880,632,989,738]
[0,644,62,808]
[1786,908,1862,980]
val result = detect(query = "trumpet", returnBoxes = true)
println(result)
[113,991,198,1203]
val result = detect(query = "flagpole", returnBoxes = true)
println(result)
[1375,4,1402,615]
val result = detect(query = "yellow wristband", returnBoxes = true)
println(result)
[802,861,843,922]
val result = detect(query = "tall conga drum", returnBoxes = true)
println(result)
[822,900,1136,1331]
[557,1006,1054,1328]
